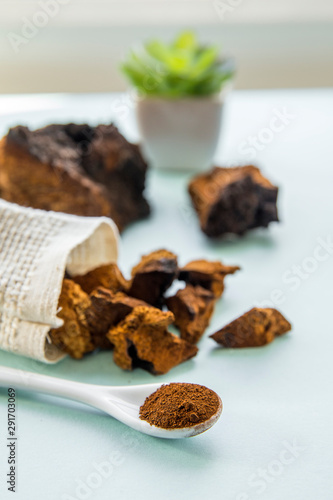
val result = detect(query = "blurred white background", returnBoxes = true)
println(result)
[0,0,333,94]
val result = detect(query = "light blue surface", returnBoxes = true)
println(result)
[0,90,332,500]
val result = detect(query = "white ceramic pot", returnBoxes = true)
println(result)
[136,94,225,172]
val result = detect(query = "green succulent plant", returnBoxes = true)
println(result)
[121,31,234,98]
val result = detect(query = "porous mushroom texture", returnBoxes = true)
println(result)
[86,288,151,338]
[166,285,215,344]
[188,165,279,237]
[0,123,150,231]
[210,307,292,348]
[107,306,198,375]
[71,263,128,295]
[178,259,240,298]
[49,279,94,359]
[128,249,178,308]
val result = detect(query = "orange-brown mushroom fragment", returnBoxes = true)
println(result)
[189,165,279,237]
[72,263,128,295]
[128,249,178,307]
[166,285,215,344]
[107,306,198,375]
[178,259,240,298]
[49,279,94,359]
[86,287,151,341]
[210,307,291,348]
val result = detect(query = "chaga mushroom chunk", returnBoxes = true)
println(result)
[71,263,128,295]
[49,279,94,359]
[0,123,150,232]
[86,287,150,339]
[210,307,291,348]
[188,165,279,237]
[79,123,150,230]
[128,249,178,308]
[106,306,198,375]
[178,259,240,298]
[166,285,215,344]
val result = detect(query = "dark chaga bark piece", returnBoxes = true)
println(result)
[86,287,151,341]
[210,307,291,348]
[128,249,178,308]
[0,123,150,231]
[188,165,279,237]
[179,259,240,299]
[107,306,198,375]
[71,264,128,295]
[0,125,111,218]
[79,124,150,230]
[166,285,215,344]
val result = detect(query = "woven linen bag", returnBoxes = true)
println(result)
[0,199,119,363]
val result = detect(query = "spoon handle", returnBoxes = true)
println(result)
[0,365,97,406]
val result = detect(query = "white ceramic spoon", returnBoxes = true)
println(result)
[0,366,222,439]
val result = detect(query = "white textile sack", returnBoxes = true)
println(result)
[0,199,119,363]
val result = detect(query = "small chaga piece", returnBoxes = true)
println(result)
[0,123,150,231]
[210,307,291,348]
[128,249,178,307]
[179,259,240,298]
[49,279,94,359]
[86,288,150,339]
[71,264,128,295]
[188,165,279,237]
[107,306,198,375]
[166,285,215,344]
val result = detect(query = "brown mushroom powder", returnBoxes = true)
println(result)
[139,383,220,429]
